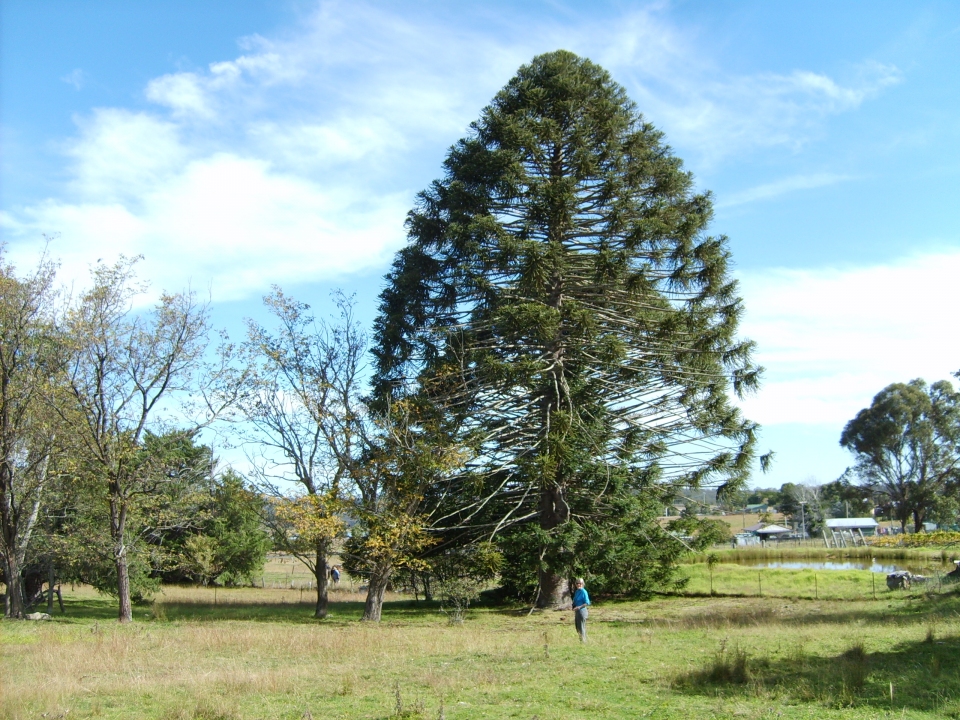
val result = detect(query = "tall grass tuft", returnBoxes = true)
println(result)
[838,640,869,704]
[706,639,751,684]
[161,698,240,720]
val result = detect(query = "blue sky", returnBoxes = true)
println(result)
[2,0,959,489]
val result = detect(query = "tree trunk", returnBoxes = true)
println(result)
[110,493,133,623]
[537,566,570,609]
[897,505,908,534]
[536,246,571,610]
[913,509,925,534]
[115,549,133,623]
[313,543,329,619]
[361,562,392,622]
[47,562,55,614]
[3,552,24,618]
[1,460,25,618]
[536,485,570,609]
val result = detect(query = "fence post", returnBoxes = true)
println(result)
[758,572,762,597]
[815,573,818,600]
[872,573,876,600]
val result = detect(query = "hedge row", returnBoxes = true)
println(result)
[869,531,960,547]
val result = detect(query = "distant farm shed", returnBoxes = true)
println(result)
[740,522,792,540]
[825,518,878,534]
[823,518,878,547]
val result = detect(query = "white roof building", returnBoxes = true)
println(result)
[755,524,792,535]
[825,518,878,530]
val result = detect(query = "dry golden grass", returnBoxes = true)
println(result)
[2,585,561,720]
[6,583,960,719]
[153,582,401,607]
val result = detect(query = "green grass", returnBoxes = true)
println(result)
[6,580,960,719]
[677,563,959,600]
[691,545,960,564]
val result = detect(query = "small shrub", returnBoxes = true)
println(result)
[393,679,426,718]
[431,543,502,624]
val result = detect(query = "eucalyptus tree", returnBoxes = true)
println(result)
[373,51,760,606]
[60,258,211,622]
[233,290,367,619]
[0,249,63,618]
[841,378,960,533]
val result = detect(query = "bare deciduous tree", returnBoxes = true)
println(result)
[233,289,366,619]
[60,257,210,622]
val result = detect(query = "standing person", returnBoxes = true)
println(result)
[572,578,590,643]
[331,566,341,585]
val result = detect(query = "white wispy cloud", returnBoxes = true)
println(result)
[2,155,410,301]
[3,2,903,300]
[626,60,902,165]
[64,109,188,203]
[737,251,960,427]
[145,73,215,120]
[717,173,856,208]
[60,68,86,91]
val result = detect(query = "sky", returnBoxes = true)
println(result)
[2,0,959,490]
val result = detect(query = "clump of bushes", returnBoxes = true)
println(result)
[870,531,960,548]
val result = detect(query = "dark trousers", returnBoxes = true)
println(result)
[575,607,588,642]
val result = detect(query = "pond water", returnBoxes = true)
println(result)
[737,560,955,575]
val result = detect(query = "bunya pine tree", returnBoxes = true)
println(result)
[373,51,760,607]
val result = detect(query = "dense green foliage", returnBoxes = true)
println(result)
[841,378,960,532]
[44,434,268,600]
[373,51,759,603]
[158,470,270,587]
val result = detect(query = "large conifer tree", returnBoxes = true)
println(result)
[373,51,760,606]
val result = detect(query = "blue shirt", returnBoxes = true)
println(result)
[572,587,590,609]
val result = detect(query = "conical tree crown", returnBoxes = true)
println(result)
[373,51,759,596]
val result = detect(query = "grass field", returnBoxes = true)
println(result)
[5,563,960,720]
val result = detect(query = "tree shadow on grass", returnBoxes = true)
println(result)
[672,633,960,716]
[47,595,444,625]
[149,597,529,626]
[48,594,121,623]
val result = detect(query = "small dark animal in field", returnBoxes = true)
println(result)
[946,561,960,582]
